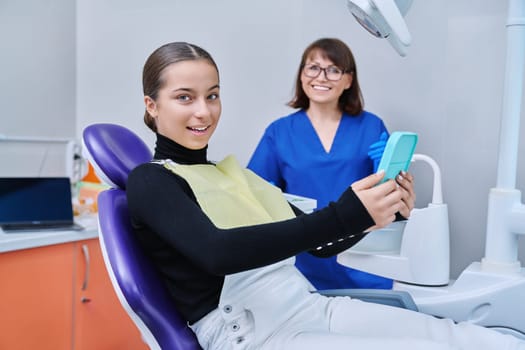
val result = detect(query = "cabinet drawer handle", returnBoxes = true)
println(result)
[81,244,90,291]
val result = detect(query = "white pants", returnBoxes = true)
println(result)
[190,263,525,350]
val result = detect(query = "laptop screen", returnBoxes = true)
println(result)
[0,177,75,226]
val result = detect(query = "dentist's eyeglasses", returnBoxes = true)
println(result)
[302,64,346,81]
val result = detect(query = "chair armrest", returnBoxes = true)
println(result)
[315,289,418,311]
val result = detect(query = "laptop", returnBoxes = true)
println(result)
[0,177,84,233]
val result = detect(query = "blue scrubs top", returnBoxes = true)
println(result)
[248,109,393,290]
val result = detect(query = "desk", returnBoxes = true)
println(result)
[0,215,148,350]
[0,215,99,253]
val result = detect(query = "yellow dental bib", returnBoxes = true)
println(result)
[162,155,295,228]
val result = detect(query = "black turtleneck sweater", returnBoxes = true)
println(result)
[126,133,374,324]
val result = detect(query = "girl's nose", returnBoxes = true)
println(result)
[194,98,211,119]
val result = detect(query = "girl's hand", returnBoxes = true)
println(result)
[351,171,403,231]
[396,171,416,218]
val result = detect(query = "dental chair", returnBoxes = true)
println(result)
[82,123,418,350]
[83,123,201,350]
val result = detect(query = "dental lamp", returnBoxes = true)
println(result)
[346,0,413,56]
[340,0,525,339]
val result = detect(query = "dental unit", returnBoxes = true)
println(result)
[340,0,525,338]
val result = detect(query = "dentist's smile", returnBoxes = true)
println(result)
[312,85,331,91]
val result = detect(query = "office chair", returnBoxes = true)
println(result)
[82,123,418,350]
[82,123,202,350]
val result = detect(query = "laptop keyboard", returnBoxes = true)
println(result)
[1,223,84,233]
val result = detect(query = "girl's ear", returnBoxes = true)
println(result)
[144,96,157,117]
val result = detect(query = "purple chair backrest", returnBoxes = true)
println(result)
[83,123,202,350]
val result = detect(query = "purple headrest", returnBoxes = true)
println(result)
[82,123,152,189]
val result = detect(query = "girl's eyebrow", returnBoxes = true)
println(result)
[171,87,192,93]
[171,84,220,93]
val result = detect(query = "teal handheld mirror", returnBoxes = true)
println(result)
[376,131,418,183]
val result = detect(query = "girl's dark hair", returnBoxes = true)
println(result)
[142,42,219,132]
[288,38,364,115]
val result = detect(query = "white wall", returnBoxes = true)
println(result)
[3,0,525,278]
[0,0,76,177]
